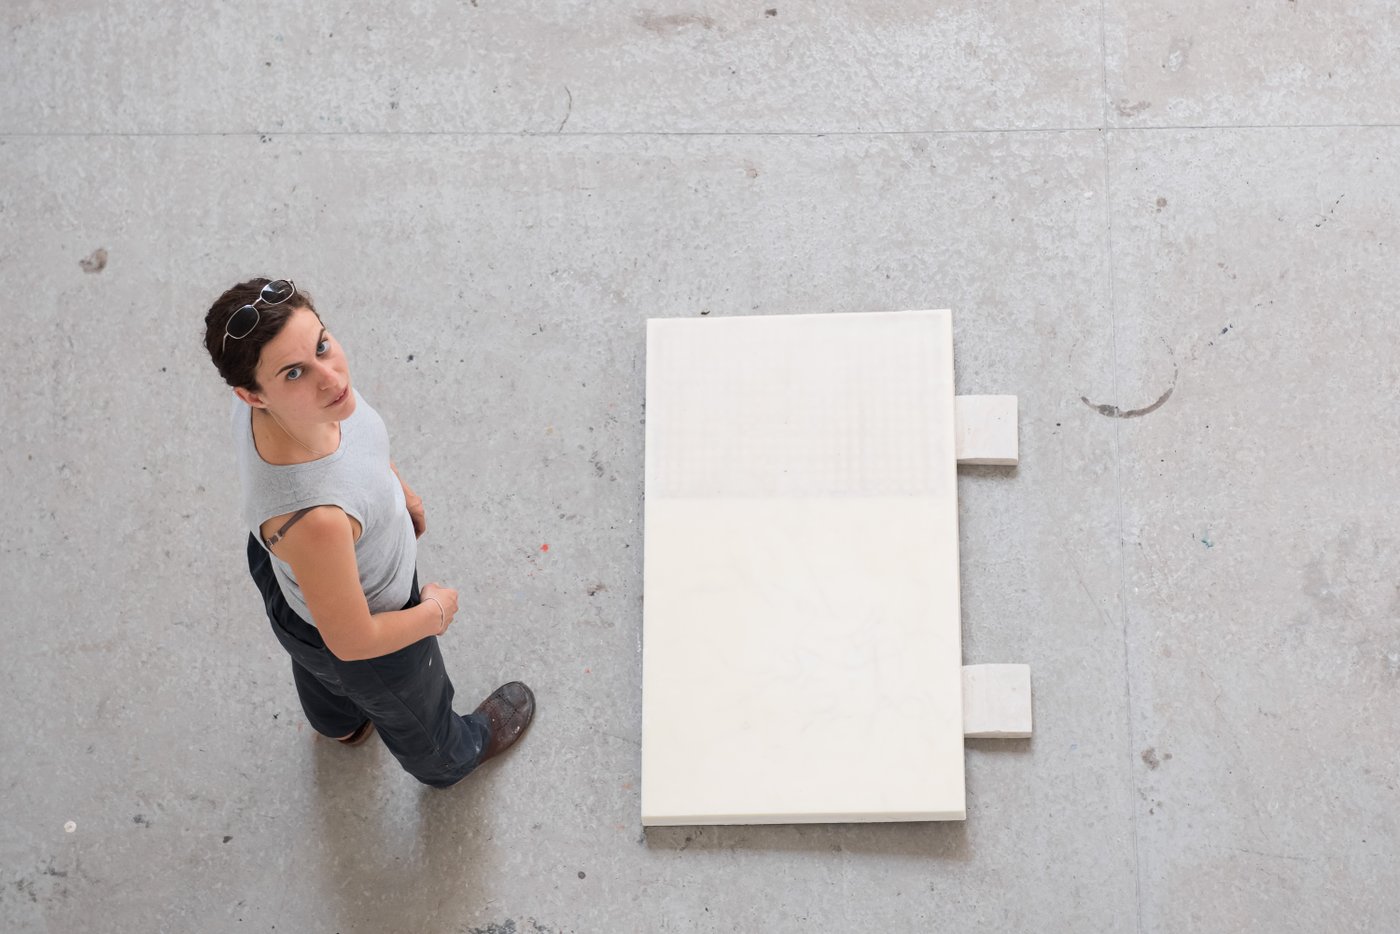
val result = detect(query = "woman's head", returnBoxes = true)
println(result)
[204,277,320,393]
[204,277,355,422]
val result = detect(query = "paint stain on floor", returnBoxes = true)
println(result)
[1081,384,1173,419]
[79,248,107,273]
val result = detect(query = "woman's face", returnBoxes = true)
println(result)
[238,305,355,423]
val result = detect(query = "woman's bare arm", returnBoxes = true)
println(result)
[273,506,439,661]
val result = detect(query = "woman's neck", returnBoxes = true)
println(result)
[253,406,340,464]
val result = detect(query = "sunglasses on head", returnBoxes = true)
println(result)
[221,278,298,354]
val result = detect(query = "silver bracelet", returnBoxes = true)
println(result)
[424,595,446,634]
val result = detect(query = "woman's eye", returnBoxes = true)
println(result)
[286,340,328,380]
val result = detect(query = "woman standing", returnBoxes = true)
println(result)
[203,277,534,787]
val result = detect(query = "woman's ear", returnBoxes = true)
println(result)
[233,386,267,409]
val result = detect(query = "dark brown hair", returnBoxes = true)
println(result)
[203,277,320,392]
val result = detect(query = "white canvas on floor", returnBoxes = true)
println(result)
[641,310,966,825]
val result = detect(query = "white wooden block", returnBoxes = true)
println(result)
[955,395,1018,465]
[642,310,966,825]
[962,664,1033,739]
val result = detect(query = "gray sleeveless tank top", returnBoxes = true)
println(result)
[231,388,418,627]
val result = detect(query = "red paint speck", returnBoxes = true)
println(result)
[541,543,550,552]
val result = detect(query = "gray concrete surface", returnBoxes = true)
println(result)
[1,2,1396,932]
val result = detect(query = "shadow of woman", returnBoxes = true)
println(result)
[301,731,494,932]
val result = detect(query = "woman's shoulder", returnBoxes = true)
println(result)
[261,504,364,553]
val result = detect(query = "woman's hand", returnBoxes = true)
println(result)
[405,488,426,538]
[392,462,426,538]
[421,583,458,635]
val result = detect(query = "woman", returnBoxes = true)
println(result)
[202,277,534,788]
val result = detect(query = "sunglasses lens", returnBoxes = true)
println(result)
[228,304,259,339]
[261,279,295,304]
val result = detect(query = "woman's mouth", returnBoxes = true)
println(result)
[328,387,348,407]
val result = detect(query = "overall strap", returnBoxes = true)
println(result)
[264,506,317,549]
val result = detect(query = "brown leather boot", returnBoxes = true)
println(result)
[337,719,375,746]
[472,681,536,763]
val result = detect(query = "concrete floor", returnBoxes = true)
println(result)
[3,2,1398,932]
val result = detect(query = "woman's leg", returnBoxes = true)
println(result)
[288,656,370,739]
[331,606,492,788]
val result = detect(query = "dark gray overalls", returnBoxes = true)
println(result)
[244,527,490,787]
